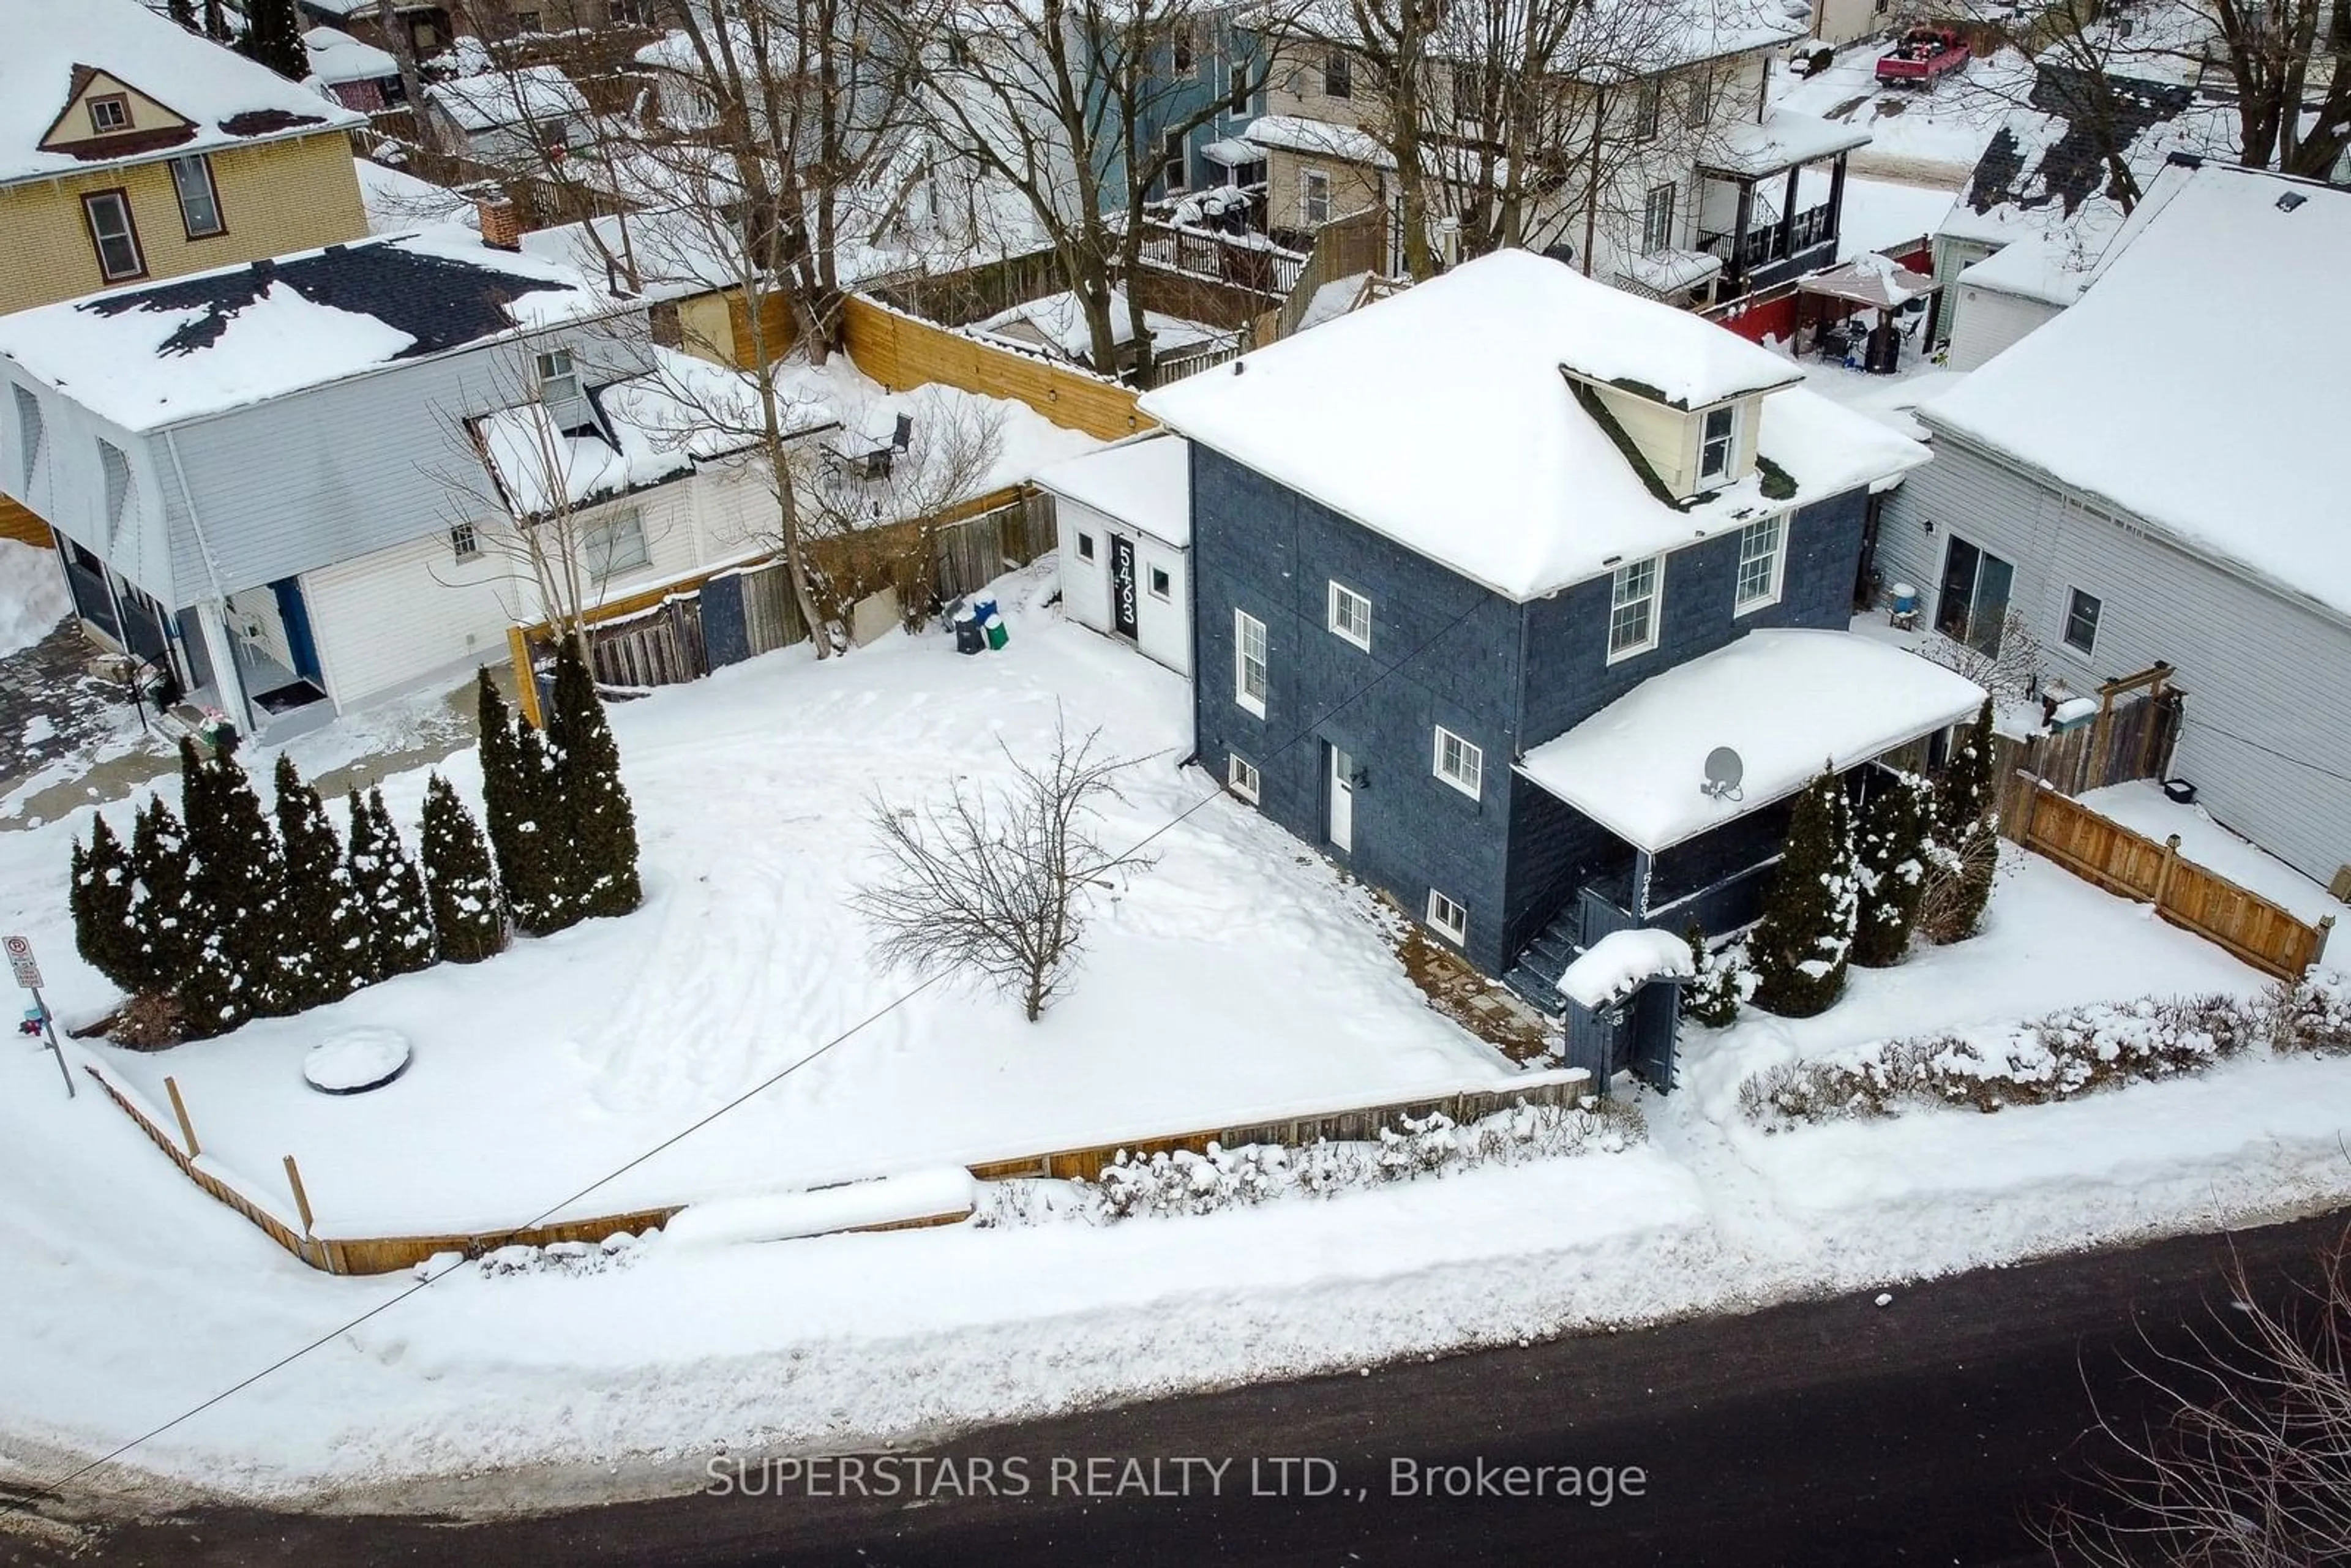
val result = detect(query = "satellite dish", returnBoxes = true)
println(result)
[1700,746,1745,801]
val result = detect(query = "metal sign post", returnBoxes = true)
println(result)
[7,934,74,1099]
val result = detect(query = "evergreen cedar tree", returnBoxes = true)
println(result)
[476,669,567,935]
[1933,699,1999,942]
[1749,768,1860,1019]
[546,642,643,922]
[272,755,373,1008]
[1679,923,1741,1027]
[419,773,508,964]
[347,788,437,980]
[69,815,141,994]
[130,797,190,994]
[1851,769,1935,968]
[177,739,295,1038]
[238,0,308,80]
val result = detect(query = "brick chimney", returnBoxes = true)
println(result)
[478,195,522,252]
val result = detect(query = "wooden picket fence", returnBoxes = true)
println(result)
[966,1068,1592,1184]
[2004,779,2335,981]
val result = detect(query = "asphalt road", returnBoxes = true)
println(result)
[27,1211,2346,1567]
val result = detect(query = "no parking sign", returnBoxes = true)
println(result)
[5,933,40,990]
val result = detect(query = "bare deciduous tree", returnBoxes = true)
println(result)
[853,721,1159,1020]
[2045,1226,2351,1565]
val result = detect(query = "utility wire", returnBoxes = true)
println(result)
[10,587,1493,1509]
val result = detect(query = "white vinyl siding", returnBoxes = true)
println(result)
[1327,579,1371,649]
[1433,725,1482,798]
[1426,888,1468,943]
[1234,607,1268,715]
[1608,556,1662,660]
[1734,514,1785,613]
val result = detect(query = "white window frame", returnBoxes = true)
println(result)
[1301,168,1332,226]
[1326,579,1371,650]
[1641,181,1675,253]
[1607,555,1662,662]
[1076,530,1095,561]
[88,95,130,134]
[536,347,581,405]
[1160,128,1188,193]
[1733,514,1786,614]
[1234,607,1268,717]
[1433,725,1482,799]
[1426,888,1468,944]
[450,522,481,561]
[1632,77,1662,140]
[2063,587,2101,655]
[1227,752,1261,803]
[582,507,650,581]
[170,154,223,239]
[1698,404,1737,485]
[1148,563,1172,601]
[83,190,143,282]
[1324,50,1351,98]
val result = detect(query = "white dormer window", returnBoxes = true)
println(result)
[536,348,581,405]
[1698,405,1736,486]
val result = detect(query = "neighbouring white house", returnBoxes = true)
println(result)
[421,64,588,165]
[1881,160,2351,891]
[1035,433,1191,675]
[1929,56,2233,359]
[0,225,818,742]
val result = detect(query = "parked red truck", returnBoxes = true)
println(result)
[1875,26,1970,84]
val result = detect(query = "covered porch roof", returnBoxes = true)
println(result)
[1799,252,1938,310]
[1515,629,1985,854]
[1698,111,1873,181]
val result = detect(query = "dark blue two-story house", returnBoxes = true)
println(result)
[1139,250,1984,1033]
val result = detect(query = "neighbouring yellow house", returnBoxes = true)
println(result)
[0,0,372,320]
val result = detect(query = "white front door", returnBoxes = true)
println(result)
[1328,743,1354,852]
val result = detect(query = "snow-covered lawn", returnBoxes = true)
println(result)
[74,567,1507,1237]
[5,583,2351,1507]
[2075,779,2350,929]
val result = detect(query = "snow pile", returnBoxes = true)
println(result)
[1559,928,1695,1010]
[1739,971,2351,1125]
[0,539,70,657]
[663,1169,978,1248]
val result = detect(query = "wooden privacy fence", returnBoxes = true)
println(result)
[967,1069,1592,1184]
[508,488,1054,722]
[840,295,1155,443]
[2005,779,2336,981]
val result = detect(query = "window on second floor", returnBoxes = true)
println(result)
[87,95,131,135]
[1301,168,1331,226]
[2063,588,2102,654]
[81,190,143,282]
[1632,77,1662,141]
[1160,129,1187,194]
[1229,59,1251,113]
[1327,580,1371,649]
[536,348,582,405]
[1698,404,1737,485]
[582,508,650,580]
[1608,555,1661,661]
[1641,181,1675,253]
[1324,50,1352,99]
[1234,607,1269,716]
[1171,23,1194,75]
[171,154,223,239]
[1684,68,1711,128]
[1734,514,1785,613]
[451,522,481,561]
[1433,726,1483,798]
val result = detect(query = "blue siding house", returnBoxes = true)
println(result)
[1141,251,1983,1029]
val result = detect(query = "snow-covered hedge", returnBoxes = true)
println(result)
[976,1101,1644,1228]
[1739,970,2351,1128]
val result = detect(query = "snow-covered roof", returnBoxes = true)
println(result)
[1271,0,1798,81]
[1621,247,1723,295]
[473,350,795,518]
[1700,110,1873,179]
[1799,252,1936,309]
[426,65,587,132]
[356,157,477,235]
[1242,113,1393,170]
[521,209,741,302]
[0,0,363,187]
[1138,251,1925,601]
[1559,928,1695,1010]
[303,24,396,86]
[1919,162,2351,623]
[0,227,615,433]
[1953,231,2088,307]
[1516,629,1987,853]
[973,289,1223,367]
[1033,435,1190,547]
